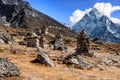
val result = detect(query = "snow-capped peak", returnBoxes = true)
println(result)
[72,8,120,43]
[87,8,103,18]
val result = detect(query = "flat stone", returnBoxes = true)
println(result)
[65,55,93,70]
[76,55,93,70]
[33,53,55,67]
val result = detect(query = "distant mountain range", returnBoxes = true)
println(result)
[72,8,120,43]
[0,0,66,29]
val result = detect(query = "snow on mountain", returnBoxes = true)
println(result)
[0,0,21,5]
[72,8,120,43]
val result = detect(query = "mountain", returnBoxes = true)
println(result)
[72,8,120,43]
[0,0,66,29]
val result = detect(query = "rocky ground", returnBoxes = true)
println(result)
[0,0,119,80]
[0,35,120,80]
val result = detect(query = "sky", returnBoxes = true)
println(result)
[26,0,120,26]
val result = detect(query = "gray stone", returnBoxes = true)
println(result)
[0,39,4,44]
[0,58,20,77]
[0,32,13,44]
[112,58,118,63]
[34,53,55,67]
[0,77,5,80]
[76,55,93,70]
[18,41,27,45]
[68,58,79,64]
[65,55,93,70]
[53,32,67,52]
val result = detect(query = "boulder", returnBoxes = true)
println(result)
[76,55,93,69]
[32,53,55,67]
[0,58,20,77]
[65,55,93,70]
[0,77,5,80]
[0,32,13,44]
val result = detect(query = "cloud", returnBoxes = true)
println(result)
[70,2,120,24]
[111,17,120,24]
[69,8,91,25]
[69,9,85,24]
[94,3,120,17]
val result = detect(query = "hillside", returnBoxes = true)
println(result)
[0,0,66,29]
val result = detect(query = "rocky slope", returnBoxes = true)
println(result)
[0,0,66,29]
[72,8,120,43]
[0,36,120,80]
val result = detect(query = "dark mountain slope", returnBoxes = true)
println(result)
[0,0,66,29]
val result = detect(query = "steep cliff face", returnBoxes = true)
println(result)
[0,0,66,29]
[72,8,120,43]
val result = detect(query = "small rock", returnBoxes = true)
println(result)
[12,49,19,54]
[18,41,27,45]
[97,64,104,71]
[69,58,79,64]
[116,52,120,56]
[112,58,118,63]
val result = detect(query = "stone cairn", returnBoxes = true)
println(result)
[76,30,90,53]
[53,32,66,51]
[25,31,40,48]
[31,27,55,67]
[63,30,94,70]
[35,26,48,48]
[25,26,47,48]
[75,30,94,57]
[35,26,48,35]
